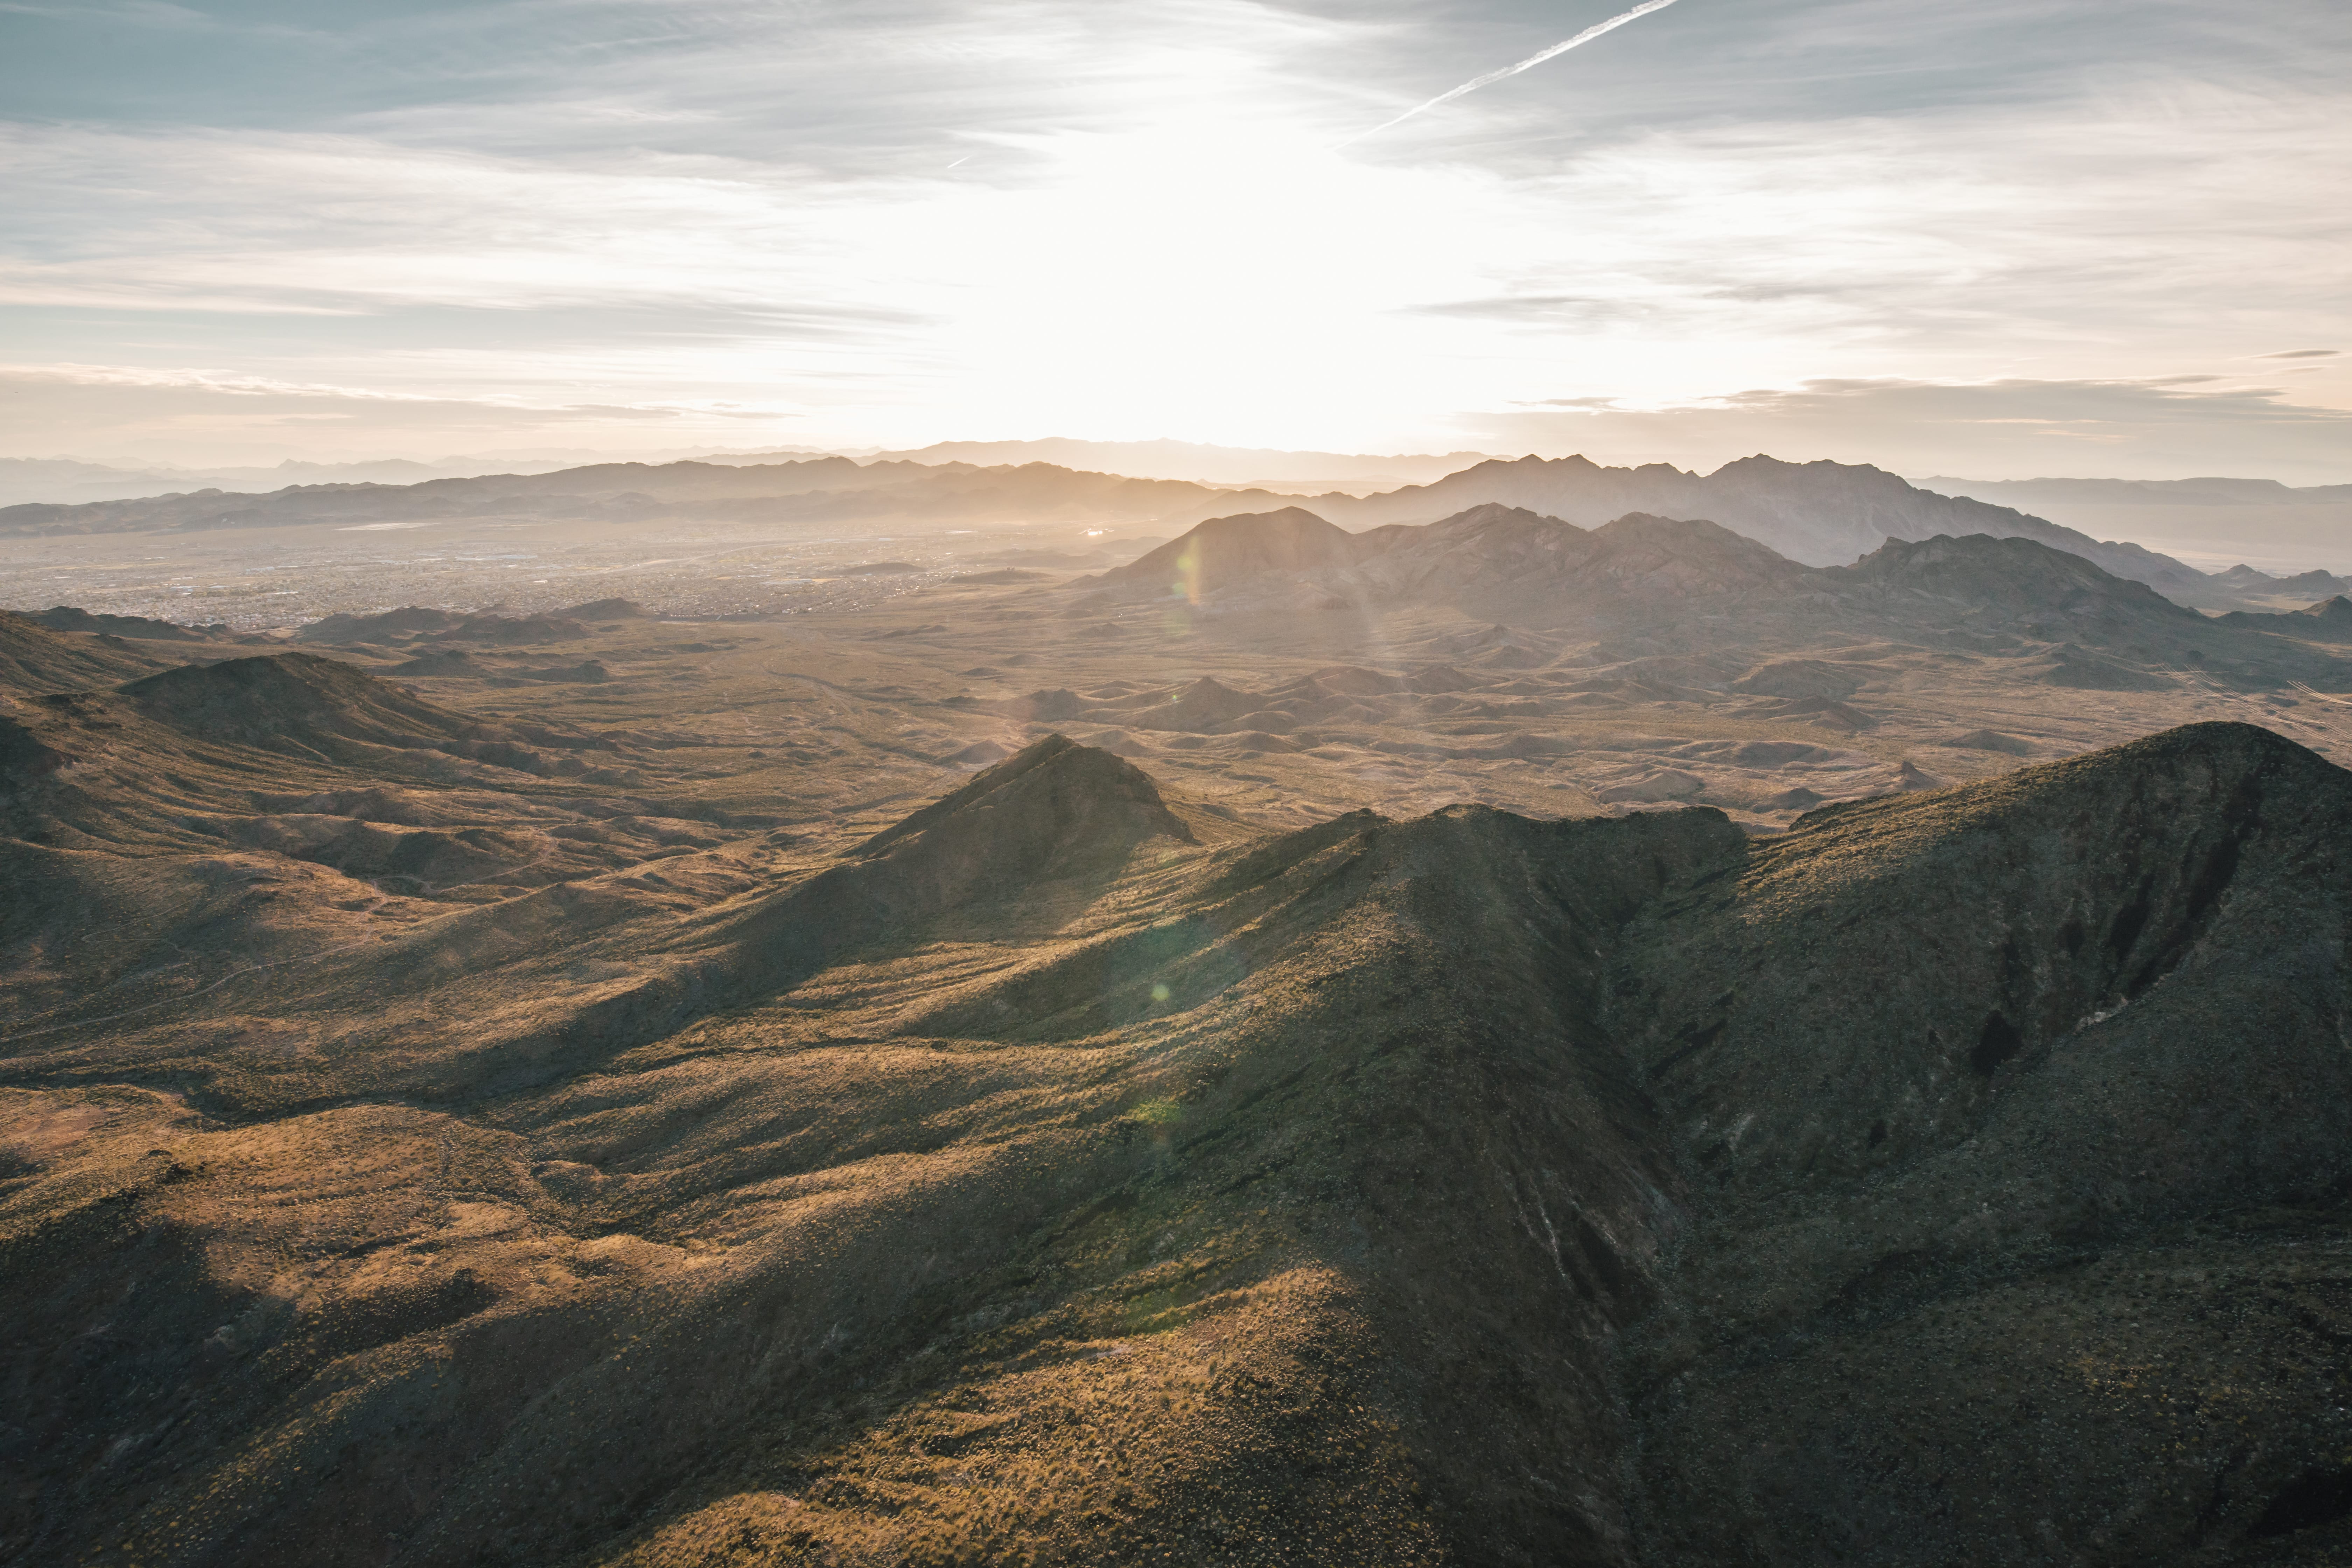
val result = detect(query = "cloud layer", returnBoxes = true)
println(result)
[1,0,2344,473]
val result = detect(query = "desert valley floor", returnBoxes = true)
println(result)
[6,499,2350,838]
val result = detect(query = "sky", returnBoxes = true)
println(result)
[1,0,2347,479]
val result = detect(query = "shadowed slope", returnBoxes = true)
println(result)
[1103,503,1818,625]
[26,606,217,643]
[123,653,486,758]
[1619,721,2352,1566]
[1569,510,1814,595]
[0,747,1743,1568]
[1339,506,1810,626]
[292,606,470,643]
[706,734,1199,1003]
[121,652,611,772]
[1075,505,2338,697]
[1700,453,2208,587]
[3,735,1208,1111]
[1833,530,2204,636]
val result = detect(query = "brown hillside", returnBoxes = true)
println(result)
[0,609,167,697]
[1105,507,1363,597]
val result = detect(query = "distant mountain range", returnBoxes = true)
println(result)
[0,455,579,507]
[6,448,2326,612]
[0,457,1227,536]
[2206,562,2352,599]
[1909,475,2352,582]
[859,438,1503,489]
[1925,475,2352,506]
[1190,455,2217,592]
[1092,502,2347,691]
[0,448,849,507]
[0,441,1494,508]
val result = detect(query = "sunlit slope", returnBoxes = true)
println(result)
[0,608,169,697]
[3,733,1731,1566]
[5,726,2352,1565]
[0,654,769,1036]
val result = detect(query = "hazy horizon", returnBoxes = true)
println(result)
[7,437,2352,492]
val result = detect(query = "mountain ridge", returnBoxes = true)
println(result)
[1082,505,2305,692]
[1266,452,2212,588]
[5,721,2351,1566]
[1924,474,2352,506]
[0,451,2225,604]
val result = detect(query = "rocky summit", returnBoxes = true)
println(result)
[6,698,2352,1566]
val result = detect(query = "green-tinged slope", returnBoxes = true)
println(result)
[1617,721,2352,1566]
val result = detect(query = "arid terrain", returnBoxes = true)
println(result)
[6,454,2352,1566]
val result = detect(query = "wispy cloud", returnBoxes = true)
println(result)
[1335,0,1684,148]
[0,363,776,467]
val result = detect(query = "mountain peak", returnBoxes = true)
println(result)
[858,733,1193,860]
[121,651,482,760]
[1579,511,1808,592]
[1851,532,2189,600]
[1435,500,1565,531]
[1104,506,1357,596]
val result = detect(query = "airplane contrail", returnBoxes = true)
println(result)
[1336,0,1685,149]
